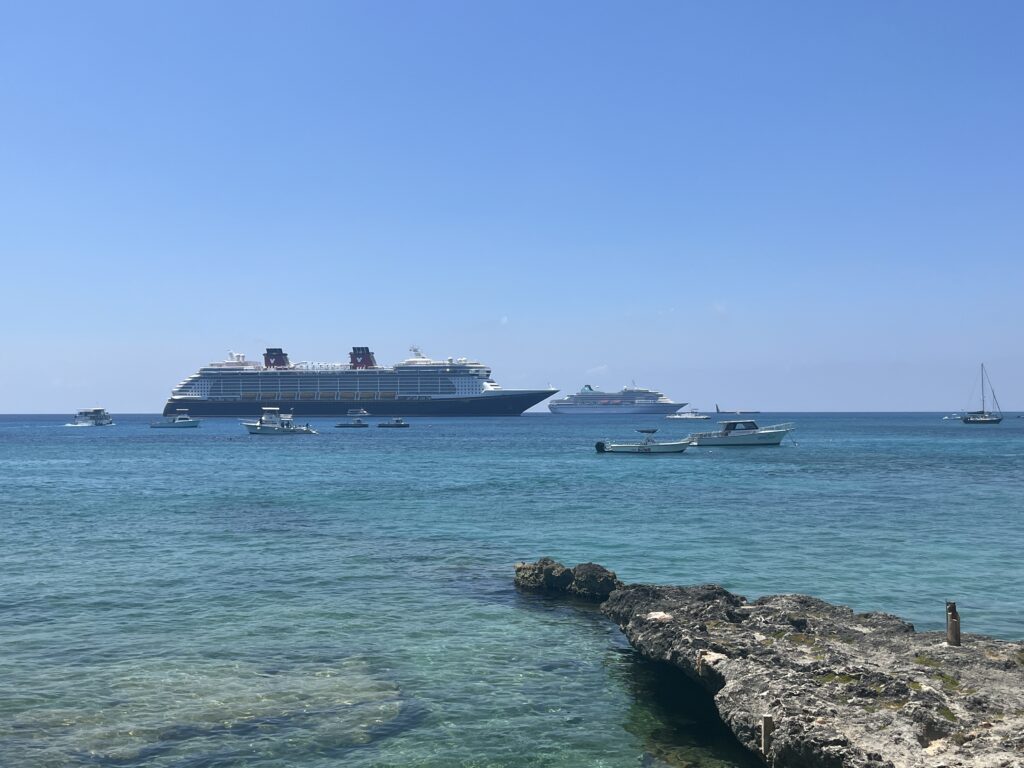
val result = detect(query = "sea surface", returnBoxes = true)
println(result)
[1,412,1021,767]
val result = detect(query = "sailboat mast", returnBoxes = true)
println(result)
[980,364,985,413]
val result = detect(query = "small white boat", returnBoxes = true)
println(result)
[347,408,370,416]
[151,409,200,428]
[666,409,710,420]
[595,428,689,454]
[378,417,410,429]
[242,407,317,435]
[65,407,114,427]
[688,420,794,446]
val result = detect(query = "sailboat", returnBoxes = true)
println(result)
[961,364,1003,424]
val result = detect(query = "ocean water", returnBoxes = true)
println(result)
[1,412,1021,767]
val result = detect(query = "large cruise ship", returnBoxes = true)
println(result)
[548,384,685,415]
[163,347,557,417]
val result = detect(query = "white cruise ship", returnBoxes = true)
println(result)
[164,346,556,417]
[548,384,685,415]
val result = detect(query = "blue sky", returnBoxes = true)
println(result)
[1,1,1022,411]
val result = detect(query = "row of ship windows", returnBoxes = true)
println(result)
[217,392,444,400]
[195,384,460,395]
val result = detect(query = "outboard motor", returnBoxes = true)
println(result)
[595,441,607,453]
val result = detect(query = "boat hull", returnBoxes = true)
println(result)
[689,429,791,446]
[150,421,200,428]
[165,390,554,417]
[961,416,1002,424]
[595,441,689,453]
[243,424,317,435]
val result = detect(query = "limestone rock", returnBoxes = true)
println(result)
[601,582,1024,768]
[513,558,622,602]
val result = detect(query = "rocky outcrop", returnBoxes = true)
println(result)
[514,558,622,602]
[602,583,1024,768]
[513,560,1024,767]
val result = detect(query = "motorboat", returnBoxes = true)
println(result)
[960,364,1002,424]
[336,408,372,427]
[378,417,410,429]
[335,417,369,428]
[65,408,114,427]
[666,408,710,420]
[595,428,689,454]
[150,409,200,428]
[243,407,317,435]
[688,420,794,446]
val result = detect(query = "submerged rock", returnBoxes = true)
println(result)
[514,558,622,602]
[515,560,1024,767]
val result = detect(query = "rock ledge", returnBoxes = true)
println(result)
[516,560,1024,768]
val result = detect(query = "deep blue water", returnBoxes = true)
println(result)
[1,412,1021,767]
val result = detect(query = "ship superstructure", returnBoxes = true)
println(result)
[548,384,684,415]
[163,346,556,416]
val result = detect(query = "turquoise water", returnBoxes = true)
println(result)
[1,413,1021,767]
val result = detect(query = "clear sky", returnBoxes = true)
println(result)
[1,1,1022,412]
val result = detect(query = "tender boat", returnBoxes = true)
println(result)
[335,417,369,428]
[960,364,1002,424]
[666,408,710,420]
[378,417,410,429]
[688,420,794,446]
[595,428,689,454]
[65,407,114,427]
[242,407,317,435]
[151,409,200,428]
[336,407,371,427]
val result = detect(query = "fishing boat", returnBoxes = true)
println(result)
[65,408,114,427]
[961,364,1003,424]
[242,407,317,435]
[378,417,410,429]
[666,409,710,420]
[595,428,689,454]
[150,409,200,428]
[688,420,794,446]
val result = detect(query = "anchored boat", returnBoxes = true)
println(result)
[666,409,710,420]
[688,420,794,446]
[550,384,685,415]
[242,407,317,435]
[961,364,1003,424]
[164,346,556,417]
[150,409,200,428]
[595,428,689,454]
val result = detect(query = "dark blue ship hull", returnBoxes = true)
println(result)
[163,390,556,417]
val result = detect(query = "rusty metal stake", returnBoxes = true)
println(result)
[946,601,961,647]
[761,714,775,755]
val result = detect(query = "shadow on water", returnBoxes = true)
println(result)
[611,651,762,768]
[514,591,760,767]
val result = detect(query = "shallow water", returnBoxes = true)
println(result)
[1,413,1021,766]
